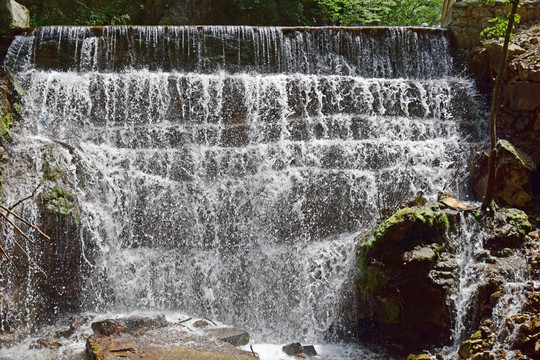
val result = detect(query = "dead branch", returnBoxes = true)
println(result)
[0,241,10,261]
[0,211,35,243]
[10,233,47,277]
[8,168,78,211]
[0,204,51,240]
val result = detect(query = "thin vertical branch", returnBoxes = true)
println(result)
[481,0,520,211]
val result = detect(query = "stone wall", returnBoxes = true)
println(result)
[444,1,540,212]
[443,0,540,49]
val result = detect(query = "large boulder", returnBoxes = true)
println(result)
[0,0,29,30]
[356,205,458,351]
[356,200,533,355]
[470,140,536,209]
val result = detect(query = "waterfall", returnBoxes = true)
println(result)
[1,26,486,356]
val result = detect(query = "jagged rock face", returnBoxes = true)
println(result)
[470,140,537,209]
[356,202,533,355]
[355,205,458,351]
[443,1,540,49]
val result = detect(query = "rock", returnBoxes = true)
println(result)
[86,331,255,360]
[303,345,317,356]
[0,333,17,348]
[408,246,437,263]
[205,328,250,346]
[91,319,127,336]
[503,81,540,111]
[0,0,29,30]
[56,316,88,338]
[29,338,64,349]
[122,314,168,332]
[193,319,210,328]
[356,205,456,351]
[407,354,431,360]
[470,140,537,209]
[483,208,533,250]
[440,197,474,211]
[282,342,304,356]
[484,40,526,75]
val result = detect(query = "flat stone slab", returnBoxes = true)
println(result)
[86,329,255,360]
[204,328,250,346]
[440,197,474,211]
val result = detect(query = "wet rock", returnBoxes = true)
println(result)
[193,319,210,328]
[29,338,64,349]
[86,330,255,360]
[357,201,534,355]
[0,333,17,348]
[56,316,88,338]
[282,342,317,357]
[470,140,537,209]
[123,314,168,332]
[205,328,250,346]
[283,343,304,356]
[303,345,317,356]
[91,319,127,336]
[483,208,533,250]
[356,205,456,351]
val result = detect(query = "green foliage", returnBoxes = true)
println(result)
[481,0,521,39]
[20,0,445,27]
[316,0,444,26]
[0,112,12,143]
[41,153,76,217]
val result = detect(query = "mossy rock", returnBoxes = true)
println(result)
[359,206,450,268]
[500,208,532,235]
[355,204,458,352]
[498,139,536,171]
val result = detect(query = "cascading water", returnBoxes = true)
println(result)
[1,26,487,358]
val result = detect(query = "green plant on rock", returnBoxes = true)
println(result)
[0,112,13,144]
[481,0,521,40]
[40,153,76,218]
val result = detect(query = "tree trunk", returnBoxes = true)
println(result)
[481,0,520,211]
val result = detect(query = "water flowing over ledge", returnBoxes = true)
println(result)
[6,25,453,78]
[0,25,486,359]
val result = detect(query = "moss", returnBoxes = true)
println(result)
[436,212,450,230]
[502,208,532,235]
[472,209,482,221]
[41,152,77,218]
[372,207,416,241]
[0,112,12,144]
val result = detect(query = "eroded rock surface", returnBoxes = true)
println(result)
[356,199,533,355]
[86,329,255,360]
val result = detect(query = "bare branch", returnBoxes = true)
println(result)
[0,211,35,244]
[0,204,51,240]
[0,242,11,261]
[9,168,79,211]
[9,230,47,277]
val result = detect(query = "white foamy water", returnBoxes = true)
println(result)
[0,26,487,359]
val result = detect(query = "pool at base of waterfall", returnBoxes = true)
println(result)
[0,311,396,360]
